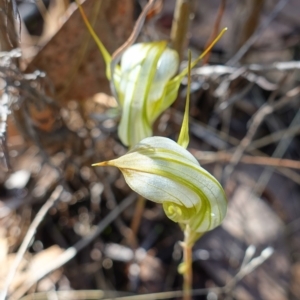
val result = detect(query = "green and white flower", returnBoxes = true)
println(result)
[93,136,227,234]
[78,8,227,147]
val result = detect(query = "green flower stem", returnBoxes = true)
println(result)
[183,242,192,300]
[182,226,203,300]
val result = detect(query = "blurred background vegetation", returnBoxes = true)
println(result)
[0,0,300,299]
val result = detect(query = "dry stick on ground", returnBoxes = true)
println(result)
[202,0,226,65]
[192,150,300,170]
[103,245,273,300]
[192,61,300,92]
[10,193,137,300]
[247,61,300,72]
[216,72,291,143]
[19,244,272,300]
[223,247,274,296]
[194,61,300,77]
[226,0,290,66]
[192,144,300,186]
[248,123,300,151]
[253,108,300,197]
[223,86,300,183]
[0,185,64,300]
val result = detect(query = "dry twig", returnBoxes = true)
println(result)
[223,86,300,182]
[253,109,300,196]
[192,149,300,170]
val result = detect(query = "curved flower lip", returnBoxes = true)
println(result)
[93,136,227,232]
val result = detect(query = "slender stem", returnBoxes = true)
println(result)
[182,227,203,300]
[183,242,193,300]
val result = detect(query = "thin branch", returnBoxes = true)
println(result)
[253,108,300,196]
[192,150,300,170]
[224,247,274,294]
[191,61,300,92]
[193,61,300,76]
[248,123,300,151]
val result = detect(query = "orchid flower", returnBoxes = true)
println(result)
[93,52,227,243]
[77,1,226,147]
[94,136,227,238]
[93,48,227,300]
[102,35,225,148]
